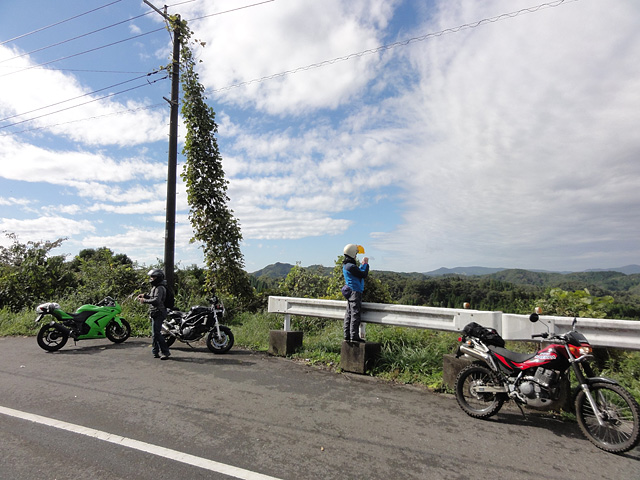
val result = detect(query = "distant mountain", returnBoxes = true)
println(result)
[424,266,507,276]
[250,262,295,278]
[250,262,332,278]
[251,263,640,280]
[585,265,640,275]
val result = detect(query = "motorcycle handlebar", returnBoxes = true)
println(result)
[531,333,548,339]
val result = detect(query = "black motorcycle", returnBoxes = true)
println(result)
[161,297,234,354]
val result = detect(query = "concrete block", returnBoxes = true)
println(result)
[268,330,303,356]
[340,341,381,374]
[442,353,474,390]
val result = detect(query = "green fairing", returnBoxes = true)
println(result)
[48,303,124,339]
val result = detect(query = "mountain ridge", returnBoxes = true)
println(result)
[250,263,640,277]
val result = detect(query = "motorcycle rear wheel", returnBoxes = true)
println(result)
[36,324,68,352]
[105,319,131,343]
[455,363,505,419]
[575,382,640,453]
[206,326,234,354]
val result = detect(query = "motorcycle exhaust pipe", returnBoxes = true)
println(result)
[50,322,72,336]
[458,344,492,363]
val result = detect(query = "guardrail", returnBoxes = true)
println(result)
[267,296,640,351]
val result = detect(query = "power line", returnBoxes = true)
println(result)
[0,28,165,79]
[186,0,275,22]
[0,75,168,130]
[0,0,124,46]
[0,0,276,78]
[0,71,163,123]
[0,103,167,137]
[1,0,573,134]
[0,12,154,65]
[212,0,573,93]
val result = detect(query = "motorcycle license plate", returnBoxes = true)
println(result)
[34,314,44,323]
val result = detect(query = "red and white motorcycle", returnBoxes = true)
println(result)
[454,313,640,453]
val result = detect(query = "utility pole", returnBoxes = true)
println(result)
[143,1,180,290]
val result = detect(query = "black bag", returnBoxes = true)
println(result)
[164,285,175,310]
[341,285,352,299]
[463,322,505,347]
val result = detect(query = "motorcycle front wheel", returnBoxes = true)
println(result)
[36,324,68,352]
[206,326,234,354]
[455,363,505,419]
[575,382,640,453]
[105,319,131,343]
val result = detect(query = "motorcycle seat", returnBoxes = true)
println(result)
[68,311,94,323]
[488,345,537,363]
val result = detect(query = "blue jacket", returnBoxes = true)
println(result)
[343,256,369,293]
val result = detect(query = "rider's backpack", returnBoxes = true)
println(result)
[164,285,175,310]
[463,322,505,347]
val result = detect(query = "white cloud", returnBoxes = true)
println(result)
[0,197,31,206]
[0,45,169,147]
[0,135,165,185]
[0,216,95,247]
[181,0,398,114]
[371,0,640,270]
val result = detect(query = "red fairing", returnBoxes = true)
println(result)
[494,344,570,372]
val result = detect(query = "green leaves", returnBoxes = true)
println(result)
[174,19,253,302]
[0,233,69,311]
[536,287,614,318]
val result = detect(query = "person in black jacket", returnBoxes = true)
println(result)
[137,269,171,360]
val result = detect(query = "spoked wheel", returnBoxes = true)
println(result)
[575,382,640,453]
[455,364,505,419]
[206,326,234,354]
[36,324,68,352]
[105,319,131,343]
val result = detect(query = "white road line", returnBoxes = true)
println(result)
[0,405,282,480]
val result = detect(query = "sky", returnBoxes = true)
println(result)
[1,0,639,275]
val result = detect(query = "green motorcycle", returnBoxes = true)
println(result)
[34,296,131,352]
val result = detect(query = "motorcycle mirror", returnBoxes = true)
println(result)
[529,313,539,323]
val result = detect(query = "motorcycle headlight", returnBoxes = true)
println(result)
[569,343,592,357]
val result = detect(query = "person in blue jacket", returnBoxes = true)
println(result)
[342,244,369,342]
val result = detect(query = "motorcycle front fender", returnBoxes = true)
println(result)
[585,376,620,387]
[112,317,126,328]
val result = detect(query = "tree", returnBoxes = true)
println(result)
[280,263,329,299]
[171,18,253,303]
[0,233,72,311]
[535,287,614,318]
[68,248,142,304]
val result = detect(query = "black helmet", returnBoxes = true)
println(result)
[147,268,165,286]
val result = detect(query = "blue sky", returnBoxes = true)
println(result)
[1,0,639,274]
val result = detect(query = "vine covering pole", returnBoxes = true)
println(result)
[143,1,180,289]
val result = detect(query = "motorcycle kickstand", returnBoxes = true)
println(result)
[515,401,527,419]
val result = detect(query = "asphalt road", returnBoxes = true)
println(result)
[1,336,638,480]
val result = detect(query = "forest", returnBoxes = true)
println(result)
[1,233,640,322]
[251,262,640,320]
